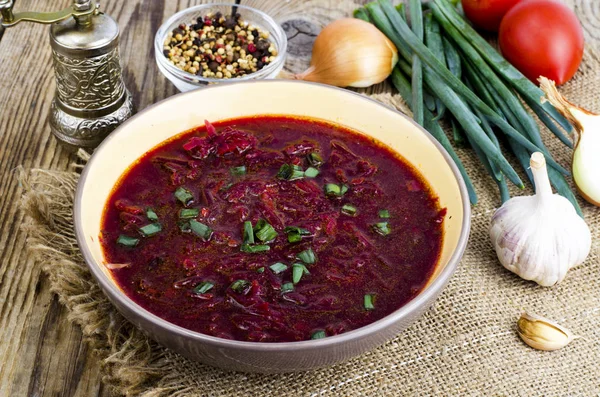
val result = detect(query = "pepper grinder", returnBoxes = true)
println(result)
[0,0,134,149]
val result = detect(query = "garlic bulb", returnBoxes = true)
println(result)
[539,76,600,206]
[489,152,591,286]
[293,18,398,87]
[517,312,575,351]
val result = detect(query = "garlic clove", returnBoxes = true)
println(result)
[539,77,600,206]
[294,19,398,88]
[517,312,575,351]
[489,152,591,286]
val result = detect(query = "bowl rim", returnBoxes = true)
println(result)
[74,80,471,352]
[154,3,288,85]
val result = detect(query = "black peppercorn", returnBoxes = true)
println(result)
[256,39,269,52]
[208,61,219,73]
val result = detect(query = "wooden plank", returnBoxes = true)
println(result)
[573,0,600,52]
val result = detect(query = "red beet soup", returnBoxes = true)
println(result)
[100,116,445,343]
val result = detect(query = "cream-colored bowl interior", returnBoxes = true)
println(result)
[79,81,465,289]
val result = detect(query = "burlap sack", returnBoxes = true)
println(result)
[20,1,600,395]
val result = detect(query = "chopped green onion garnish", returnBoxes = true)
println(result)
[292,263,310,284]
[277,164,305,181]
[372,222,391,236]
[174,187,194,206]
[307,152,324,167]
[178,221,191,233]
[364,294,375,311]
[240,244,270,253]
[230,279,250,294]
[324,183,340,196]
[230,166,247,176]
[324,183,349,197]
[243,221,254,245]
[341,204,357,216]
[291,165,306,180]
[256,267,265,273]
[304,167,320,178]
[287,232,302,243]
[139,223,162,237]
[254,219,278,242]
[179,208,199,219]
[117,235,139,247]
[269,262,288,274]
[297,248,316,265]
[284,226,311,235]
[378,209,391,219]
[311,330,326,339]
[193,281,214,294]
[146,208,158,221]
[281,282,294,293]
[284,226,311,243]
[189,219,213,240]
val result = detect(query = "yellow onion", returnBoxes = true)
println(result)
[539,77,600,206]
[293,18,398,88]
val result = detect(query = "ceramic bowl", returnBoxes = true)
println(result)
[74,81,471,373]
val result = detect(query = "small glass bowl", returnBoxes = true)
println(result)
[154,3,287,92]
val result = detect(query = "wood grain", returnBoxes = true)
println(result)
[0,1,598,396]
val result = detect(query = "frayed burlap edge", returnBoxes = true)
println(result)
[20,157,188,397]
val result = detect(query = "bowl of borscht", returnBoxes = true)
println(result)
[74,80,471,373]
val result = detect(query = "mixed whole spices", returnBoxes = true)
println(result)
[162,11,278,78]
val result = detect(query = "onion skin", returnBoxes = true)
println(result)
[539,77,600,206]
[294,19,398,88]
[572,115,600,206]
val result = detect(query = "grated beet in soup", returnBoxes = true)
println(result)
[100,116,445,342]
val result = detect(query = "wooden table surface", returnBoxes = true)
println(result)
[1,1,599,396]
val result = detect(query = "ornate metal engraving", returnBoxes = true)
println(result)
[52,47,125,110]
[50,91,134,148]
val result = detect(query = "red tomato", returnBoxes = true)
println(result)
[499,0,584,85]
[461,0,522,32]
